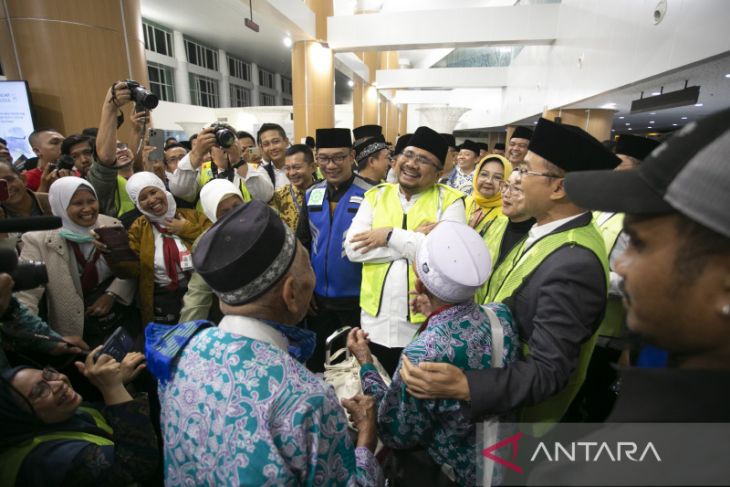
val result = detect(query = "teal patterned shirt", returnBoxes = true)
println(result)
[360,301,518,486]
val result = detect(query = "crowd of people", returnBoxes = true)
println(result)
[0,79,728,486]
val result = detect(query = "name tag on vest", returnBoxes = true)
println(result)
[308,188,326,206]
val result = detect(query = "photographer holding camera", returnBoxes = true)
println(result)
[86,81,153,221]
[168,123,274,207]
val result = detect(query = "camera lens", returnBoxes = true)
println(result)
[215,128,236,149]
[12,262,48,291]
[133,86,159,110]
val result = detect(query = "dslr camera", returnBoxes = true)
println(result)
[208,123,237,149]
[125,79,159,111]
[0,248,48,291]
[55,154,76,171]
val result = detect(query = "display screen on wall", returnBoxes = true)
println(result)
[0,80,36,164]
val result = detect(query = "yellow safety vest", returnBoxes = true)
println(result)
[195,161,252,213]
[593,211,626,339]
[115,176,136,217]
[360,183,464,324]
[474,215,510,304]
[0,406,113,486]
[482,220,609,437]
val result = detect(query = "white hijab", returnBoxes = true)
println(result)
[126,171,177,223]
[48,176,99,238]
[199,179,242,223]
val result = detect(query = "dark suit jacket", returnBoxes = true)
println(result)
[466,212,607,419]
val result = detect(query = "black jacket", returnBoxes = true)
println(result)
[466,212,607,419]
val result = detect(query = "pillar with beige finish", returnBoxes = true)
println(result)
[542,108,616,142]
[0,0,149,138]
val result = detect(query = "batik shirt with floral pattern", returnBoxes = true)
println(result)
[360,302,518,486]
[159,327,383,486]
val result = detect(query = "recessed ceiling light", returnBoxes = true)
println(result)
[651,92,661,96]
[681,116,688,120]
[283,36,293,48]
[533,121,538,124]
[694,103,703,107]
[650,112,656,115]
[648,126,653,129]
[619,116,625,119]
[672,123,678,126]
[628,128,632,131]
[625,122,630,125]
[649,120,655,124]
[725,74,730,78]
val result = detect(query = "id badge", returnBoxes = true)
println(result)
[180,249,194,271]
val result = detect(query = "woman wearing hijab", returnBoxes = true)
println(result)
[179,179,244,323]
[464,155,512,236]
[0,350,158,486]
[16,177,136,347]
[100,172,209,326]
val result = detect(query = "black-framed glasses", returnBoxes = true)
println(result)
[517,166,562,179]
[401,150,440,169]
[27,367,62,402]
[316,154,349,166]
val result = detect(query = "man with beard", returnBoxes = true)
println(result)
[400,118,618,436]
[296,128,374,372]
[345,126,466,375]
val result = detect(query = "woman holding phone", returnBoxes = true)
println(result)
[16,177,136,348]
[98,172,209,326]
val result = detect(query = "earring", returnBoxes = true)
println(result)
[722,304,730,317]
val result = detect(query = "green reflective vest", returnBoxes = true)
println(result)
[594,211,626,338]
[115,176,136,217]
[474,215,510,304]
[0,406,113,486]
[195,161,252,213]
[360,183,464,324]
[482,219,609,437]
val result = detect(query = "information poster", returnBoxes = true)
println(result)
[0,81,36,163]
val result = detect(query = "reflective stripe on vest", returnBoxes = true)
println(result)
[593,211,626,338]
[195,162,252,213]
[0,406,113,486]
[360,183,464,323]
[481,220,609,437]
[115,176,136,217]
[474,215,510,304]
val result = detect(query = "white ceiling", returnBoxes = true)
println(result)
[141,0,294,76]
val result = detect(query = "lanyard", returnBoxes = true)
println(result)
[289,184,301,213]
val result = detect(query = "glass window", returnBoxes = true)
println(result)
[227,56,251,82]
[258,68,275,89]
[143,21,172,57]
[259,92,276,106]
[190,74,219,107]
[281,76,292,95]
[148,62,175,102]
[185,38,218,71]
[230,84,251,107]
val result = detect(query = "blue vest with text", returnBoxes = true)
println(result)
[306,177,371,299]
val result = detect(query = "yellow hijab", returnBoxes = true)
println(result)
[465,154,513,232]
[469,154,513,209]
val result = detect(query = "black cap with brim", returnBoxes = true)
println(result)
[476,142,489,152]
[494,143,505,150]
[511,126,533,140]
[460,139,480,155]
[439,133,456,148]
[394,133,413,155]
[565,106,730,231]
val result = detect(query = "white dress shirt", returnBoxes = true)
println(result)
[169,153,274,203]
[261,160,290,190]
[344,185,466,348]
[218,314,289,351]
[523,212,587,250]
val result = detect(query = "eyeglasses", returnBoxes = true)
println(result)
[499,181,523,195]
[478,173,504,183]
[401,150,440,169]
[27,367,62,402]
[517,166,562,179]
[316,154,349,166]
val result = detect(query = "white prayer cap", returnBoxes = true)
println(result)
[415,221,492,303]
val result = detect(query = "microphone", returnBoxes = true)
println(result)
[0,216,62,233]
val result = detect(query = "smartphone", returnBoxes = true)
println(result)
[95,326,136,362]
[56,154,76,171]
[95,226,139,262]
[147,129,165,162]
[0,180,8,202]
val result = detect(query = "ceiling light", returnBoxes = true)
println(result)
[650,112,656,115]
[628,128,632,131]
[725,74,730,78]
[625,122,630,125]
[672,123,678,126]
[649,120,655,123]
[651,92,661,96]
[533,121,537,124]
[694,103,703,107]
[600,102,617,109]
[283,36,293,48]
[648,126,653,129]
[347,80,354,88]
[681,116,688,119]
[618,116,625,119]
